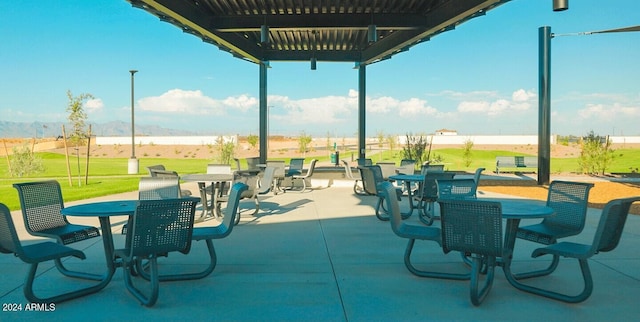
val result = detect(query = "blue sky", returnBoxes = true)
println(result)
[1,0,639,138]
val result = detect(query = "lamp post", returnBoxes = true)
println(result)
[128,69,139,174]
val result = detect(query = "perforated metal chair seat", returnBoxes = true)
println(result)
[0,203,104,303]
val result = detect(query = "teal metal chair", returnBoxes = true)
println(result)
[379,182,470,280]
[291,159,318,192]
[360,165,404,221]
[136,183,248,282]
[341,159,365,195]
[514,181,594,279]
[439,199,503,306]
[115,198,199,307]
[13,180,101,281]
[513,196,640,303]
[0,203,104,303]
[416,172,455,225]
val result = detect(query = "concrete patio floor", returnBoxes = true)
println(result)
[2,178,639,321]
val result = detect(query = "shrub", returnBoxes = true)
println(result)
[8,145,44,177]
[402,133,427,165]
[578,131,615,175]
[462,139,474,167]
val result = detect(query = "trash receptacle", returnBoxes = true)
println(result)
[334,151,340,166]
[330,152,337,164]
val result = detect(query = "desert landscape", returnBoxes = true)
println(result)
[3,137,640,214]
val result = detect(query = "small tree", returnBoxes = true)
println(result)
[8,145,44,177]
[462,139,474,167]
[66,90,94,147]
[246,134,258,149]
[578,131,615,175]
[402,133,427,165]
[66,90,93,186]
[376,130,385,148]
[326,131,332,153]
[215,136,235,164]
[386,134,397,152]
[298,131,312,156]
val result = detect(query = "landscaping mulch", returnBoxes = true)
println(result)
[479,181,640,215]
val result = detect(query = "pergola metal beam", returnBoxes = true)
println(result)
[131,0,511,65]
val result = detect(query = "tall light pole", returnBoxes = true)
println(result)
[128,70,139,174]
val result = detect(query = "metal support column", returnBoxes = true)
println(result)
[358,64,366,160]
[538,26,552,185]
[259,61,268,164]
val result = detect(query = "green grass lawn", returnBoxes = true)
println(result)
[1,148,638,211]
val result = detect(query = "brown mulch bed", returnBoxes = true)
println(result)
[479,181,640,215]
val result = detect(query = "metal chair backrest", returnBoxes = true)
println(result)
[439,199,503,257]
[207,164,232,174]
[301,159,318,178]
[592,196,640,253]
[420,172,455,200]
[0,203,22,255]
[378,182,405,236]
[341,160,358,180]
[217,183,249,237]
[358,166,378,196]
[125,198,199,258]
[357,158,372,166]
[13,180,69,235]
[138,176,181,200]
[246,157,261,170]
[421,164,445,175]
[257,167,276,194]
[266,160,286,179]
[397,159,416,175]
[288,158,305,176]
[147,165,166,177]
[437,178,478,200]
[233,158,242,171]
[150,169,180,178]
[473,167,485,185]
[542,181,594,233]
[377,162,396,180]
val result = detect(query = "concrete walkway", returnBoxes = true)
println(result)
[1,179,639,321]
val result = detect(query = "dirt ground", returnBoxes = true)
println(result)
[479,180,640,215]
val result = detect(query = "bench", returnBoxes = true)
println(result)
[495,156,538,174]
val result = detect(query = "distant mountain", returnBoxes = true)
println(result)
[0,121,197,138]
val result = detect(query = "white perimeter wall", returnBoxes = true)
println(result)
[94,135,640,146]
[95,136,237,146]
[397,135,551,145]
[609,136,640,144]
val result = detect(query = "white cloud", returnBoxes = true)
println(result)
[512,89,535,102]
[398,98,437,116]
[137,89,260,115]
[138,89,221,114]
[367,96,397,113]
[85,98,104,113]
[578,102,640,120]
[222,94,258,113]
[455,89,536,116]
[458,101,490,113]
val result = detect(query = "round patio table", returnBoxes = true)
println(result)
[479,198,554,290]
[61,200,138,290]
[388,174,424,218]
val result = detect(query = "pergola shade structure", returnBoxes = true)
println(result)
[129,0,511,65]
[127,0,513,162]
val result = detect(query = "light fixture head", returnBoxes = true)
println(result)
[261,25,269,43]
[553,0,568,11]
[310,57,317,70]
[368,24,377,43]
